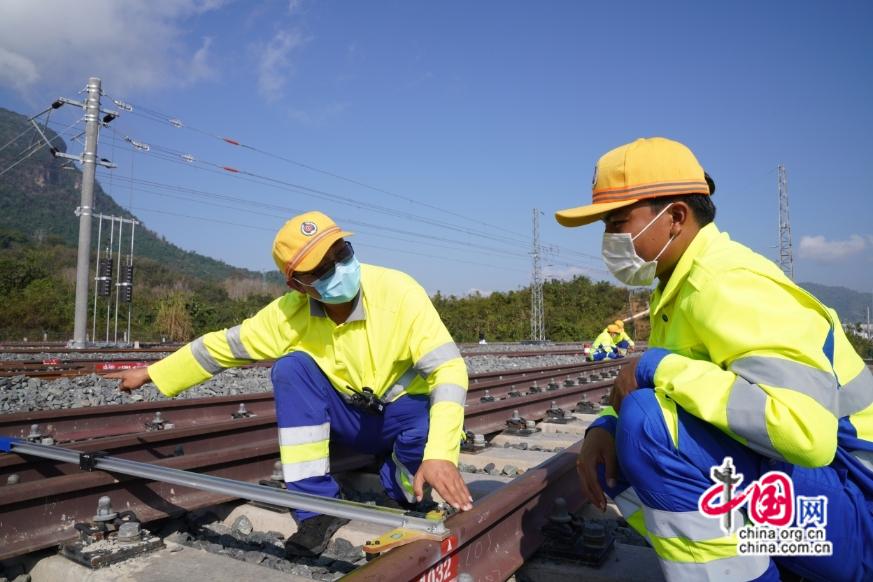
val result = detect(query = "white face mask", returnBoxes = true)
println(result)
[601,203,675,286]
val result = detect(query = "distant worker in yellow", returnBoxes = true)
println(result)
[107,211,473,558]
[557,137,873,581]
[612,319,635,353]
[588,324,622,361]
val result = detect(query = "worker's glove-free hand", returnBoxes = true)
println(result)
[413,459,473,512]
[609,358,639,414]
[576,427,617,512]
[104,367,151,392]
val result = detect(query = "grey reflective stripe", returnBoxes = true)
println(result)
[282,457,329,482]
[278,422,330,446]
[383,368,419,402]
[414,342,461,377]
[659,554,770,582]
[851,450,873,475]
[731,356,838,415]
[644,506,743,541]
[391,451,416,503]
[726,377,779,458]
[839,367,873,417]
[430,383,467,406]
[613,487,643,518]
[225,325,253,360]
[191,337,223,375]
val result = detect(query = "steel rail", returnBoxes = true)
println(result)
[0,361,619,562]
[1,438,445,534]
[0,436,372,561]
[464,378,612,434]
[466,358,627,398]
[1,359,630,441]
[0,392,277,442]
[346,440,587,581]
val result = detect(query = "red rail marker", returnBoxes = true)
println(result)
[417,535,458,582]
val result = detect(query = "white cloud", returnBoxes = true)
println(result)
[257,29,307,101]
[0,47,39,91]
[798,234,869,262]
[187,37,217,84]
[0,0,225,96]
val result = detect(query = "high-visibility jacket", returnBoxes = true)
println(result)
[592,329,616,352]
[634,222,873,470]
[148,263,469,462]
[616,330,635,348]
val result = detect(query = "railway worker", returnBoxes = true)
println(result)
[106,211,473,558]
[589,325,621,361]
[612,319,635,353]
[555,137,873,581]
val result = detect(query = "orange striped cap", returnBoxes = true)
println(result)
[555,137,711,227]
[272,211,353,278]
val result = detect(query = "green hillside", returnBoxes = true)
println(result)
[800,282,872,324]
[0,107,269,282]
[0,106,640,343]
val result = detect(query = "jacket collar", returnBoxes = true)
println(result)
[308,288,366,322]
[651,222,720,316]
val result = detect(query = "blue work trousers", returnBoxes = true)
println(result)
[271,352,429,522]
[598,389,873,582]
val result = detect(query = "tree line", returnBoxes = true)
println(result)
[0,229,644,344]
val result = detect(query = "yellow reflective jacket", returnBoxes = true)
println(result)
[148,263,468,462]
[635,223,873,470]
[616,330,635,348]
[593,330,616,351]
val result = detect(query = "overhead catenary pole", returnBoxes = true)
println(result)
[71,77,103,348]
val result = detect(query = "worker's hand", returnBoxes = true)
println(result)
[413,459,473,512]
[104,367,152,392]
[576,427,617,512]
[609,359,639,414]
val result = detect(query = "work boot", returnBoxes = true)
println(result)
[284,514,350,558]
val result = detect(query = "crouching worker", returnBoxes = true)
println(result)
[106,211,473,557]
[613,319,634,354]
[590,325,622,361]
[557,138,873,581]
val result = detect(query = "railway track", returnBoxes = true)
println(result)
[0,357,628,574]
[0,347,627,379]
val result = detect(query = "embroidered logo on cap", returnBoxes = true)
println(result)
[300,221,318,236]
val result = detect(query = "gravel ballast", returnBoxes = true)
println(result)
[0,344,594,414]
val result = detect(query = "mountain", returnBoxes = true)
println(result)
[0,107,271,282]
[799,282,872,324]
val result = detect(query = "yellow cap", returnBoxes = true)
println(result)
[272,211,353,278]
[614,319,625,329]
[607,324,620,334]
[555,137,711,227]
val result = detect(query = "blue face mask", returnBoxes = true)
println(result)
[312,255,361,304]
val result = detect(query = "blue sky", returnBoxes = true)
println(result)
[1,0,872,297]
